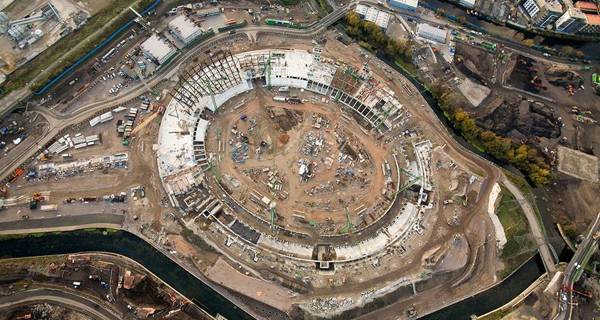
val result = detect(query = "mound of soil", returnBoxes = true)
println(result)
[478,99,561,139]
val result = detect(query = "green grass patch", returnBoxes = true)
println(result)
[504,170,545,233]
[181,227,216,253]
[497,186,536,278]
[317,0,333,14]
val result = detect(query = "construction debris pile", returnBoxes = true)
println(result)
[298,159,316,182]
[545,66,584,96]
[305,182,334,195]
[307,297,355,313]
[302,131,326,156]
[266,107,302,131]
[231,142,249,163]
[36,153,128,179]
[243,167,288,199]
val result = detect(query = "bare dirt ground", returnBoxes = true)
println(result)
[207,86,393,234]
[205,257,295,312]
[557,146,599,183]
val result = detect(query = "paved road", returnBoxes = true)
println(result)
[555,212,600,320]
[0,288,122,320]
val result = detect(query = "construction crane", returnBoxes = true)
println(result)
[339,206,355,234]
[265,52,272,88]
[270,207,277,232]
[389,167,421,198]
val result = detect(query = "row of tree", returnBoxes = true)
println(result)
[345,12,412,63]
[344,12,551,185]
[430,84,551,185]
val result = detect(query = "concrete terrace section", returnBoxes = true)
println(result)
[157,48,428,264]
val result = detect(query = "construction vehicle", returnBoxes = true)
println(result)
[8,167,25,183]
[29,192,45,210]
[562,285,593,299]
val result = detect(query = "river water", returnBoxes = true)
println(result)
[0,230,253,320]
[0,230,545,319]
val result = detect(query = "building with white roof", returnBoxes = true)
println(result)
[168,15,203,45]
[140,34,177,65]
[355,4,391,29]
[457,0,476,9]
[388,0,419,11]
[417,23,448,43]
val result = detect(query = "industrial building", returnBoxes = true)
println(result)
[575,1,600,14]
[416,23,448,43]
[579,13,600,33]
[168,15,203,46]
[457,0,476,9]
[522,0,565,28]
[355,4,391,29]
[556,7,588,33]
[140,34,177,65]
[388,0,419,11]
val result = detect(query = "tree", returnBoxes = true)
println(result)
[522,39,535,47]
[560,46,575,57]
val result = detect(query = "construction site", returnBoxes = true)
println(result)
[0,0,92,78]
[0,253,206,320]
[0,2,570,317]
[153,40,499,318]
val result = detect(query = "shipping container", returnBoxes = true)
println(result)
[40,204,58,211]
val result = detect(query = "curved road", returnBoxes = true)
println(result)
[0,288,122,320]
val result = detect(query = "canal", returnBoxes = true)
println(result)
[0,230,253,320]
[422,254,545,319]
[0,230,546,320]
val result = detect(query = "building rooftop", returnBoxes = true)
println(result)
[169,14,201,40]
[576,1,600,12]
[585,13,600,24]
[389,0,419,9]
[355,4,391,29]
[140,34,176,63]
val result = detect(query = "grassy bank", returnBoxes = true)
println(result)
[2,0,154,94]
[497,187,536,278]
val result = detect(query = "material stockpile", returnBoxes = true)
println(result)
[231,142,249,163]
[302,131,325,156]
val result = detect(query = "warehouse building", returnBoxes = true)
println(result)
[355,4,391,29]
[388,0,418,11]
[140,34,177,65]
[457,0,476,9]
[556,7,588,33]
[579,13,600,33]
[168,15,203,45]
[416,23,448,43]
